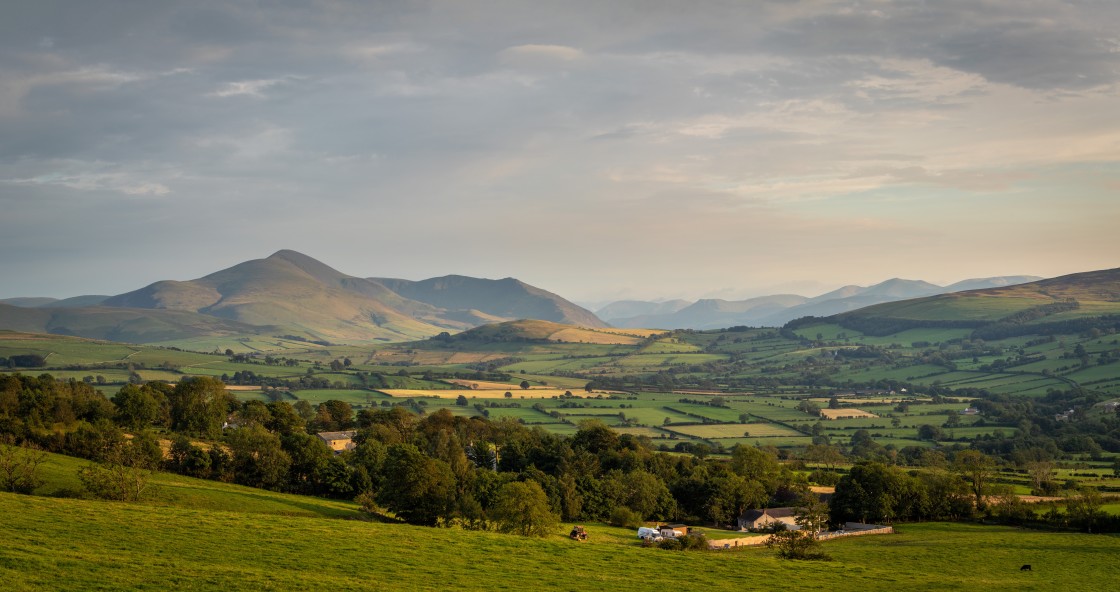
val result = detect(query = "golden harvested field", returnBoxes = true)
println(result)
[545,327,643,344]
[819,409,880,419]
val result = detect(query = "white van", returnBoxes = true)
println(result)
[637,527,662,541]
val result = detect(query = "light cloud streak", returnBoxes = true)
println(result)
[1,1,1118,302]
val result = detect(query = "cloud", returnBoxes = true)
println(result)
[1,1,1119,301]
[500,44,585,63]
[207,77,291,98]
[3,167,171,196]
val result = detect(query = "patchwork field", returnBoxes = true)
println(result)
[380,388,582,399]
[666,423,802,439]
[819,409,879,420]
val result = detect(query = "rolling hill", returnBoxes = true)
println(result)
[596,300,692,323]
[1,295,111,308]
[0,302,266,343]
[372,275,606,328]
[607,295,809,330]
[820,267,1120,337]
[604,276,1043,330]
[0,251,607,344]
[441,319,660,345]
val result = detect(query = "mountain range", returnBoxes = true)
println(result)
[7,251,1109,344]
[826,267,1120,337]
[597,276,1043,330]
[0,250,604,343]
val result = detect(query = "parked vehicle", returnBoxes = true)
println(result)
[637,527,662,541]
[658,526,685,539]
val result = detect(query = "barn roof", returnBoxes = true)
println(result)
[739,507,796,521]
[316,430,357,441]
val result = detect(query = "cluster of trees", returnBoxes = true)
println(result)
[0,373,819,533]
[1,355,47,369]
[831,457,1120,533]
[3,372,1118,536]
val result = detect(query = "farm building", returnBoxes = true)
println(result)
[738,508,800,531]
[659,524,691,538]
[316,430,357,453]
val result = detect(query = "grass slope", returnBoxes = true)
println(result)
[447,319,652,345]
[838,266,1120,324]
[31,450,358,519]
[2,493,1118,591]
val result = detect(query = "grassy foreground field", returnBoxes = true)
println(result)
[29,451,357,519]
[2,490,1119,591]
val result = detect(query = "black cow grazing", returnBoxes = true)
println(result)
[1020,565,1032,571]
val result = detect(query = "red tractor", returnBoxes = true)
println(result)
[569,525,589,541]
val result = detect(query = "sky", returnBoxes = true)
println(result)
[2,0,1119,305]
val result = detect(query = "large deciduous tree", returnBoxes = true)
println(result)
[952,450,995,511]
[168,377,235,438]
[489,480,558,537]
[226,424,292,490]
[378,443,457,526]
[112,384,166,430]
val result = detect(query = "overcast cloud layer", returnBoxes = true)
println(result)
[2,0,1119,303]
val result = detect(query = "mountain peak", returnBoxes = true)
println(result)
[264,250,347,285]
[267,249,318,265]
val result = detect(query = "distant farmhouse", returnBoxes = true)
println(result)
[738,508,800,531]
[317,430,357,453]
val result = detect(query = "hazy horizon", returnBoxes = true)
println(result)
[3,1,1118,302]
[0,245,1052,306]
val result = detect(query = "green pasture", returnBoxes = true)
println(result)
[3,369,133,384]
[667,423,801,439]
[480,407,556,423]
[1066,364,1120,384]
[639,339,703,354]
[508,373,591,390]
[7,483,1120,592]
[134,369,184,382]
[0,334,139,366]
[498,357,616,373]
[118,348,222,368]
[727,400,815,422]
[611,406,696,426]
[717,436,816,448]
[147,335,323,354]
[30,450,358,519]
[613,426,669,438]
[289,389,387,404]
[667,403,745,422]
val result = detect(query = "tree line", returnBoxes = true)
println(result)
[2,372,1117,535]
